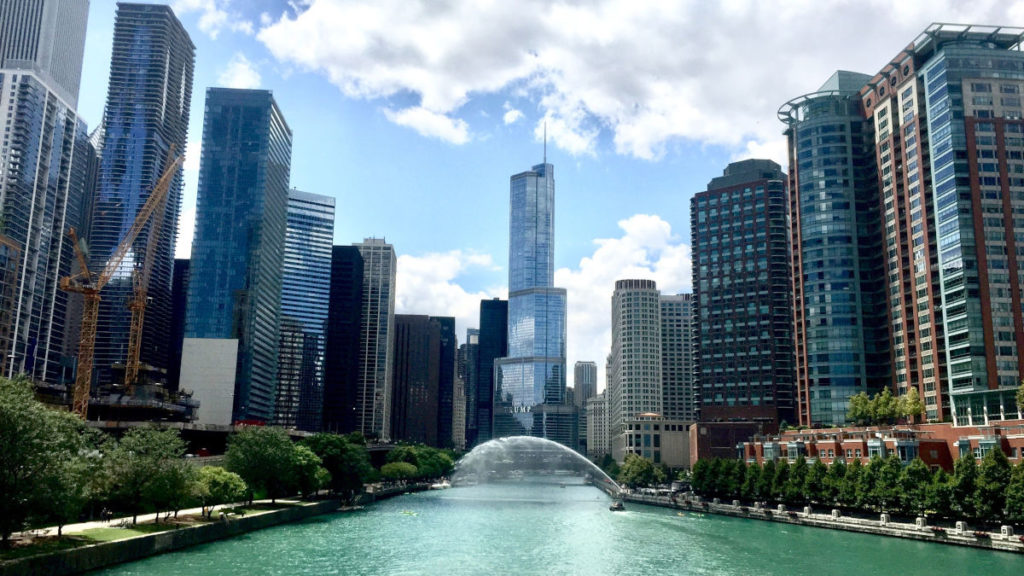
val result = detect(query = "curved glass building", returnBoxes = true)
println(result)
[780,71,890,426]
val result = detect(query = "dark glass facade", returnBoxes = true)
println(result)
[391,314,441,446]
[462,328,479,447]
[166,258,189,393]
[274,189,334,431]
[185,88,291,423]
[323,246,363,434]
[354,238,396,440]
[90,3,193,385]
[781,71,891,426]
[476,297,507,446]
[691,159,795,428]
[436,316,456,447]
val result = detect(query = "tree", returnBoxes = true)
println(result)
[838,459,862,509]
[873,455,902,513]
[303,433,373,501]
[899,458,932,517]
[952,455,978,520]
[195,467,248,519]
[926,468,955,521]
[723,459,745,499]
[784,456,808,507]
[105,427,190,525]
[706,459,724,497]
[225,426,298,504]
[1016,378,1024,420]
[1005,460,1024,525]
[846,392,872,426]
[381,461,418,480]
[858,456,883,511]
[740,463,760,502]
[0,377,94,544]
[897,388,925,423]
[872,388,899,425]
[618,453,664,489]
[975,448,1012,523]
[804,458,828,505]
[690,459,711,496]
[757,460,776,502]
[771,459,790,503]
[293,444,327,498]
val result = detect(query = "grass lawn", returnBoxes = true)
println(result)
[78,523,175,542]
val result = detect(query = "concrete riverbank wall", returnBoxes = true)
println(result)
[0,500,342,576]
[621,493,1024,555]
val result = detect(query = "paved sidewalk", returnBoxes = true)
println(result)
[15,499,302,539]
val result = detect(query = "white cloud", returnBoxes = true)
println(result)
[172,0,254,39]
[555,214,691,392]
[503,108,523,125]
[383,107,470,144]
[396,251,504,340]
[175,206,196,259]
[257,0,1024,159]
[182,140,201,173]
[217,53,262,89]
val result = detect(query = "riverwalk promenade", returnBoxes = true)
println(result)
[622,492,1024,554]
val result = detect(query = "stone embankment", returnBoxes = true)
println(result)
[621,493,1024,554]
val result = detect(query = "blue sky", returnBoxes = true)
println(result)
[78,0,1024,390]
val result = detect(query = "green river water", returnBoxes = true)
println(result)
[96,479,1021,576]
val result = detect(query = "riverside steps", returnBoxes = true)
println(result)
[621,492,1024,554]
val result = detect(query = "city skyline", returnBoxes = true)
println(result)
[72,2,1024,391]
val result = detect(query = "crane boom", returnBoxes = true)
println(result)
[60,147,182,418]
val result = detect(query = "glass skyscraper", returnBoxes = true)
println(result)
[475,297,507,446]
[185,88,291,424]
[323,246,363,434]
[354,238,396,441]
[274,189,334,431]
[0,0,90,384]
[90,3,193,386]
[494,160,573,446]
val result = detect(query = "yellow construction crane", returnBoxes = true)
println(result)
[61,148,182,418]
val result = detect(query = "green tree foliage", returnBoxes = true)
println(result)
[897,388,925,423]
[975,448,1012,522]
[386,444,454,480]
[690,459,711,495]
[598,454,620,481]
[771,460,790,503]
[804,458,828,505]
[926,468,955,520]
[838,459,862,509]
[847,388,925,425]
[740,463,760,502]
[873,388,899,425]
[195,466,248,519]
[225,426,299,503]
[952,455,978,520]
[303,433,373,500]
[823,459,845,506]
[1016,379,1024,418]
[292,444,326,498]
[873,455,902,513]
[106,427,192,524]
[898,458,931,516]
[784,456,808,507]
[1006,461,1024,524]
[617,453,665,489]
[857,456,883,510]
[846,392,872,426]
[757,460,776,502]
[381,461,418,480]
[723,459,745,500]
[706,459,724,497]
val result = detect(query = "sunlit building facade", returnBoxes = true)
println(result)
[661,293,697,423]
[355,238,396,440]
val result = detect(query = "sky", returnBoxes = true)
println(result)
[77,0,1024,392]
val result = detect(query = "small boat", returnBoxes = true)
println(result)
[609,500,625,512]
[429,480,451,490]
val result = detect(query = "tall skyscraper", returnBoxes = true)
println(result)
[436,316,456,447]
[691,159,795,428]
[166,258,189,392]
[476,298,507,446]
[586,391,609,459]
[274,190,335,431]
[0,0,89,108]
[90,3,193,386]
[860,25,1024,425]
[355,238,397,440]
[391,314,441,446]
[0,0,91,384]
[573,361,597,408]
[609,279,663,462]
[494,158,573,446]
[461,328,480,446]
[185,88,291,424]
[322,246,363,434]
[660,293,697,422]
[781,71,891,427]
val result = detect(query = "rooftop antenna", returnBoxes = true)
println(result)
[543,121,547,163]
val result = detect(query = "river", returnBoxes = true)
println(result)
[96,478,1021,575]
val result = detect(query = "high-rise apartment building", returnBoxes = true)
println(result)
[661,293,697,422]
[0,0,90,384]
[780,71,891,427]
[494,159,573,446]
[322,246,363,434]
[476,298,507,446]
[0,0,89,107]
[609,279,663,462]
[91,3,193,385]
[691,159,795,428]
[461,328,480,446]
[274,190,334,431]
[185,89,291,424]
[573,361,597,408]
[860,25,1024,424]
[586,392,609,459]
[391,314,441,446]
[355,238,397,440]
